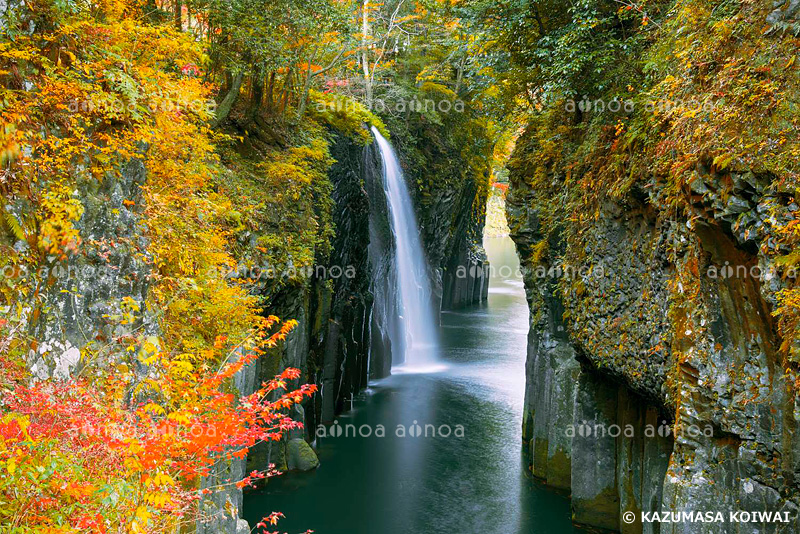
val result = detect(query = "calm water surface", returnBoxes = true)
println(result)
[243,237,578,534]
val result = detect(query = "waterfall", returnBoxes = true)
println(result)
[371,126,441,372]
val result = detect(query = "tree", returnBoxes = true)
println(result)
[359,0,418,108]
[196,0,354,123]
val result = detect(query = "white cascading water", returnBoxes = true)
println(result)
[371,126,442,372]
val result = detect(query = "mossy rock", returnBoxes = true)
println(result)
[572,486,620,531]
[270,440,288,473]
[286,438,320,471]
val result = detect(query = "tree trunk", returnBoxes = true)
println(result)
[265,72,276,113]
[248,66,264,116]
[297,72,315,120]
[296,48,320,121]
[362,0,373,108]
[454,55,466,95]
[173,0,181,30]
[211,71,243,128]
[279,68,294,117]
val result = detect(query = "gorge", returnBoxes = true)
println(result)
[3,1,800,533]
[370,126,441,371]
[243,236,577,534]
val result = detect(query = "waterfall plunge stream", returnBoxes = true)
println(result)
[371,127,442,372]
[243,236,577,534]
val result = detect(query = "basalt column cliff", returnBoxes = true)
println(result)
[507,2,800,531]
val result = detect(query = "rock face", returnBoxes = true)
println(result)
[767,0,800,31]
[17,122,489,532]
[434,171,491,311]
[388,121,491,313]
[508,134,800,532]
[244,125,491,477]
[7,154,251,533]
[21,156,157,381]
[244,132,384,479]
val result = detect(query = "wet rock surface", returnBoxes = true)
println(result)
[508,140,800,532]
[243,125,491,487]
[23,123,490,533]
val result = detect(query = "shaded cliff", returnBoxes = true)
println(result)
[509,133,800,533]
[214,123,384,483]
[236,114,493,492]
[506,2,800,532]
[384,86,494,313]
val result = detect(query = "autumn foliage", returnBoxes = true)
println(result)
[0,0,319,531]
[1,359,315,531]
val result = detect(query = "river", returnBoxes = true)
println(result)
[243,237,578,534]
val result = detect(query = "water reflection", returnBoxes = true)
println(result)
[243,237,578,534]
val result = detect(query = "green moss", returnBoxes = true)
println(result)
[532,438,550,480]
[306,90,389,143]
[215,124,335,297]
[572,486,621,531]
[547,447,572,491]
[508,0,800,386]
[270,441,289,472]
[286,438,320,471]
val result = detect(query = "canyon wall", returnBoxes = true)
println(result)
[508,133,800,533]
[8,153,252,533]
[215,124,492,527]
[242,131,383,484]
[503,2,800,531]
[14,114,490,531]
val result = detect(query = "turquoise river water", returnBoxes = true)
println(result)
[243,237,578,534]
